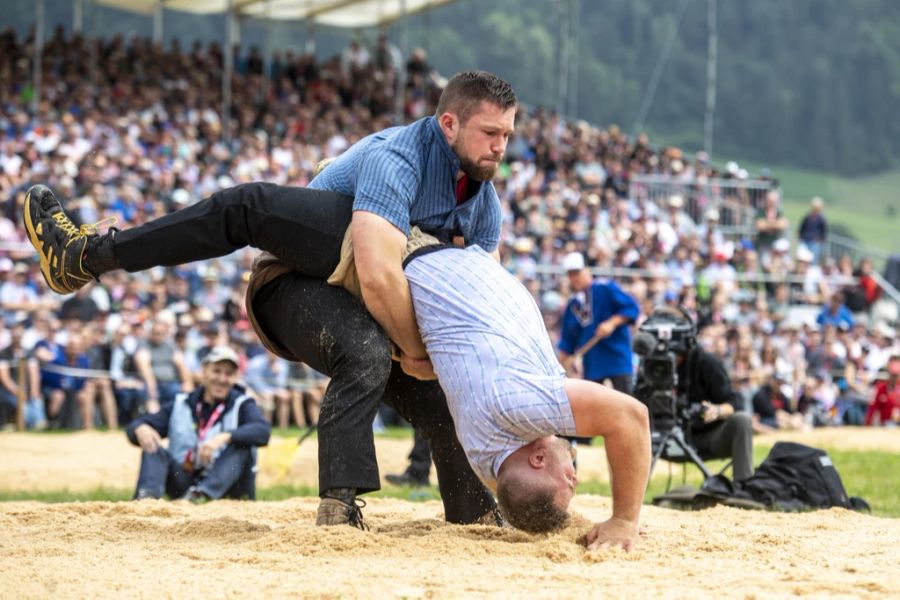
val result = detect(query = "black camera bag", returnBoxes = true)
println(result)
[738,442,868,511]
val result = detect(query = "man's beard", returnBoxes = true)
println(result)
[454,141,501,181]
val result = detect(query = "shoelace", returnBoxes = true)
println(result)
[51,212,118,240]
[346,498,370,531]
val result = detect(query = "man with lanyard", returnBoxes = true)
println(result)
[558,251,640,395]
[25,71,516,528]
[125,346,271,502]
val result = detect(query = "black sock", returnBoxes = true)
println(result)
[323,487,356,503]
[83,229,120,277]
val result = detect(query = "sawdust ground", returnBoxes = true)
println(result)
[0,428,898,598]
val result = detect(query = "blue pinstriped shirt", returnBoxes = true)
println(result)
[308,116,502,251]
[405,246,576,486]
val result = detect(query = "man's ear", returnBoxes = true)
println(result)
[527,447,548,469]
[438,112,459,143]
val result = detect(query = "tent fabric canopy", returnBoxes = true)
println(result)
[92,0,456,28]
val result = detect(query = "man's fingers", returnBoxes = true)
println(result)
[588,538,635,552]
[139,433,159,453]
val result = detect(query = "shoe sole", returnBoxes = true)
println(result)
[23,188,68,294]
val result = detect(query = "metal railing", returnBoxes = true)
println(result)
[822,233,891,270]
[628,174,775,238]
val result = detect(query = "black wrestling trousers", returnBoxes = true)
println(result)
[114,182,351,278]
[114,183,496,523]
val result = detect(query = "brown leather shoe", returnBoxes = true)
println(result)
[316,497,369,530]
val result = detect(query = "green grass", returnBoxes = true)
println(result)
[0,488,134,502]
[3,437,897,517]
[578,441,900,517]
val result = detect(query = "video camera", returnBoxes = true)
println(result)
[632,306,700,432]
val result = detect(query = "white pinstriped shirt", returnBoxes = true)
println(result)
[405,246,576,486]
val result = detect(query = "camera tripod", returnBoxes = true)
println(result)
[649,423,712,491]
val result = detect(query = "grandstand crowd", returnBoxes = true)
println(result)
[1,27,898,433]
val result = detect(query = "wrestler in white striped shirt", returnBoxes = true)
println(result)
[405,245,650,550]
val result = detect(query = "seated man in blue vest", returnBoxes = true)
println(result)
[126,346,271,502]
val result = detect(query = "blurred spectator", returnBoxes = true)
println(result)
[755,190,789,258]
[60,285,101,323]
[43,331,91,429]
[816,292,855,330]
[1,263,43,320]
[287,361,326,429]
[797,197,827,262]
[865,357,899,426]
[0,320,45,428]
[751,369,806,431]
[792,246,826,304]
[81,323,118,428]
[244,350,292,428]
[374,34,403,73]
[848,257,881,314]
[109,322,148,424]
[134,320,194,413]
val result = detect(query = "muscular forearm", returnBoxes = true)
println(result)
[566,379,650,524]
[604,414,651,523]
[352,210,428,359]
[359,271,427,358]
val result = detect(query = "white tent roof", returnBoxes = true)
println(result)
[93,0,457,28]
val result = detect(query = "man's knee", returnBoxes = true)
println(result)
[331,325,392,388]
[210,181,278,209]
[729,412,753,437]
[140,448,170,462]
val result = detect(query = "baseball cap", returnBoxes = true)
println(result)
[796,247,814,263]
[773,238,791,253]
[202,346,239,367]
[562,252,586,272]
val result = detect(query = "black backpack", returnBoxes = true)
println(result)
[736,442,868,511]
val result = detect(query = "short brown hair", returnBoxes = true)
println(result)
[435,71,517,124]
[497,474,570,534]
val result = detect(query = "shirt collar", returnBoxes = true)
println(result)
[427,116,461,175]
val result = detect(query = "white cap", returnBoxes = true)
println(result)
[512,237,534,253]
[796,247,814,263]
[773,238,791,253]
[202,346,240,367]
[667,194,684,208]
[562,252,586,272]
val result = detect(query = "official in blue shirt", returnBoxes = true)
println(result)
[558,252,640,394]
